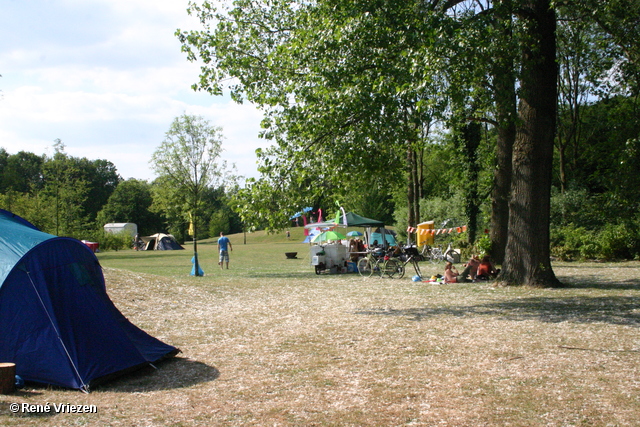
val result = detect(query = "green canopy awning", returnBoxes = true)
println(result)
[330,212,384,227]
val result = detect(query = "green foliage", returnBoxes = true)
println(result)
[97,179,164,236]
[0,142,121,238]
[209,209,231,237]
[41,143,91,237]
[150,114,232,242]
[395,190,486,247]
[598,222,640,260]
[177,0,450,230]
[0,150,44,193]
[475,234,492,257]
[550,221,640,261]
[93,230,133,252]
[550,225,597,261]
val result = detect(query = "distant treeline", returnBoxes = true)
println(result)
[0,142,242,248]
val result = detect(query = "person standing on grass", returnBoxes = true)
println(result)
[217,232,232,269]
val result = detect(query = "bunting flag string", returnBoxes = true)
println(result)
[406,225,468,235]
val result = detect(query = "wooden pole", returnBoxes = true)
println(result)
[0,362,16,394]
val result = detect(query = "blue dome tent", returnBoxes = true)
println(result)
[0,210,179,391]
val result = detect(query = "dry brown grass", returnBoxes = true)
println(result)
[2,261,639,426]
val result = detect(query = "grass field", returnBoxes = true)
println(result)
[2,229,639,426]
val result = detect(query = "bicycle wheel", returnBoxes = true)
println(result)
[382,258,403,278]
[372,259,384,277]
[411,259,422,278]
[445,250,460,264]
[357,257,373,277]
[396,261,407,279]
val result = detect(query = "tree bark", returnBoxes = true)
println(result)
[407,146,419,229]
[489,0,517,266]
[462,122,481,245]
[499,0,562,287]
[490,70,516,265]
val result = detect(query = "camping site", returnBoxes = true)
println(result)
[1,226,639,426]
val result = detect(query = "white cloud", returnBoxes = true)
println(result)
[0,0,270,182]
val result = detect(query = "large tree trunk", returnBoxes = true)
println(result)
[462,122,481,245]
[499,0,562,287]
[490,73,516,265]
[489,0,517,266]
[407,144,421,230]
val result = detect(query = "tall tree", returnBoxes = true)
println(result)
[499,0,561,287]
[75,158,121,222]
[179,0,613,286]
[151,114,227,276]
[41,140,90,237]
[0,151,44,194]
[178,0,443,229]
[97,179,164,236]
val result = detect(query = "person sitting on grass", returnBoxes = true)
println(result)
[476,255,500,280]
[457,256,480,282]
[444,262,459,283]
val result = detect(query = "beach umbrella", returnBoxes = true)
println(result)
[312,230,347,243]
[346,231,363,237]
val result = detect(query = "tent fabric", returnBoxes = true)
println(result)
[0,209,179,391]
[329,212,384,227]
[370,232,397,246]
[141,233,184,250]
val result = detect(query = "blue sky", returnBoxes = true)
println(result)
[0,0,266,181]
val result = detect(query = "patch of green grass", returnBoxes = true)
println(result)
[97,229,314,279]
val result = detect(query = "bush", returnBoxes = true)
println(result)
[551,220,640,261]
[597,223,640,260]
[95,231,133,251]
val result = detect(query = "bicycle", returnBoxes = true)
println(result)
[357,247,392,277]
[357,248,398,277]
[421,242,458,264]
[421,244,444,263]
[387,245,424,279]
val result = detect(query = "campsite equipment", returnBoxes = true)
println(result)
[416,221,435,247]
[327,212,395,248]
[310,244,349,274]
[329,212,384,227]
[308,212,394,274]
[140,233,184,250]
[0,363,15,394]
[14,374,24,390]
[312,230,347,243]
[0,210,179,391]
[103,222,138,237]
[302,221,337,243]
[370,229,397,246]
[191,256,205,276]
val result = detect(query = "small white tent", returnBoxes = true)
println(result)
[103,223,138,237]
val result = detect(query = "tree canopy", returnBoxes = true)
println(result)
[177,0,639,286]
[151,113,230,275]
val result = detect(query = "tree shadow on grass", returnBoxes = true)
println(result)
[355,296,640,326]
[558,275,640,290]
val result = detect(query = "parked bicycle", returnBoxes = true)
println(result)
[421,242,459,264]
[384,245,423,279]
[357,248,386,277]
